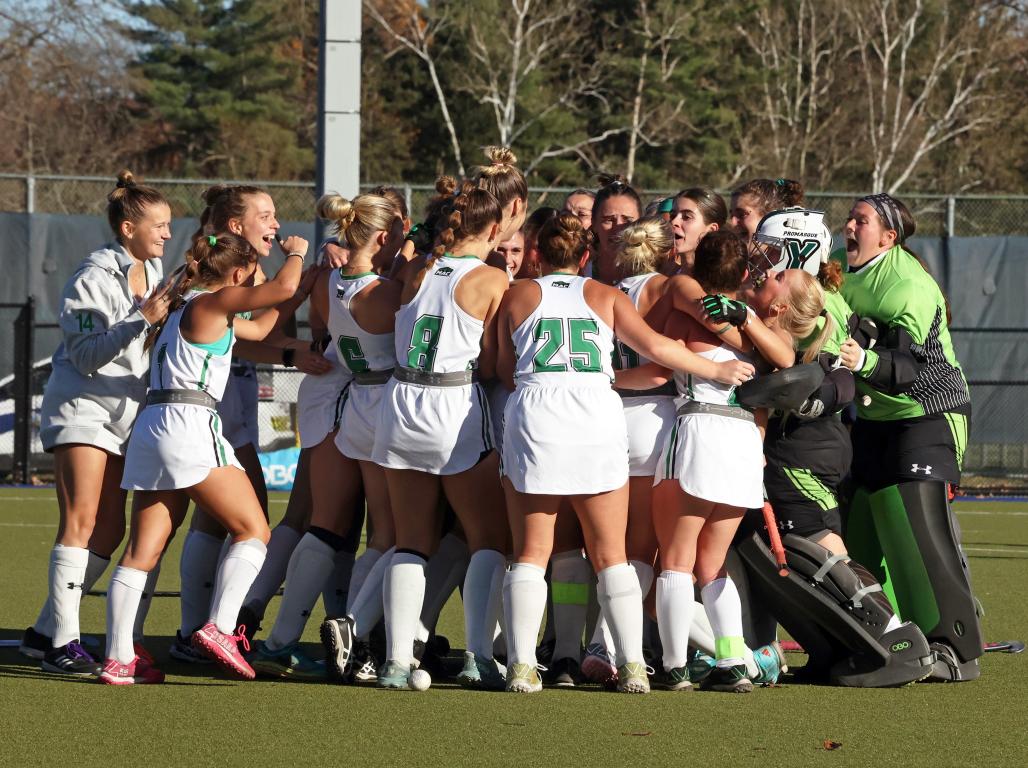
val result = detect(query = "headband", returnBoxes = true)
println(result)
[860,193,906,242]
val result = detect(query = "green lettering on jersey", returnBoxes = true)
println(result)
[337,335,370,373]
[613,339,639,370]
[532,318,566,372]
[76,312,94,332]
[407,314,443,371]
[531,317,602,373]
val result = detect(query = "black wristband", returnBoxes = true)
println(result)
[281,347,296,367]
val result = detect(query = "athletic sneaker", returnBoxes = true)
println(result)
[535,637,555,667]
[191,623,255,680]
[320,616,355,682]
[169,630,212,664]
[544,657,582,688]
[19,626,50,660]
[99,655,165,685]
[351,642,378,683]
[377,659,411,689]
[654,666,692,691]
[506,663,543,693]
[41,642,100,677]
[236,604,263,645]
[457,651,506,690]
[581,642,618,687]
[413,635,449,678]
[752,641,787,685]
[687,649,716,684]
[616,662,651,694]
[703,664,753,693]
[250,641,325,680]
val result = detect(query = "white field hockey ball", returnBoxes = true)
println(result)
[409,668,431,691]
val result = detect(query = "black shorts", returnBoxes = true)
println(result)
[851,403,970,493]
[763,416,851,538]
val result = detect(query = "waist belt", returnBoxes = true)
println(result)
[393,367,479,387]
[353,368,394,385]
[677,400,754,422]
[146,389,218,409]
[616,381,678,399]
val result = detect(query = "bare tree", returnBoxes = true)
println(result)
[365,0,466,175]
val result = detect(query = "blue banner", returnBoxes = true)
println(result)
[259,446,300,491]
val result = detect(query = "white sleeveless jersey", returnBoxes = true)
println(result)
[511,274,615,386]
[394,255,485,373]
[673,343,750,405]
[150,292,235,401]
[613,272,660,370]
[328,270,396,373]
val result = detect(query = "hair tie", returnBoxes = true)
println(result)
[775,178,786,186]
[207,235,217,246]
[819,308,828,317]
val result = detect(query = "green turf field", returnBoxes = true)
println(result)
[1,488,1026,767]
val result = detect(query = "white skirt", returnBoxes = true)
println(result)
[335,382,386,462]
[122,404,243,491]
[218,369,259,449]
[654,411,764,508]
[296,364,353,449]
[372,379,494,475]
[503,383,628,495]
[622,394,677,476]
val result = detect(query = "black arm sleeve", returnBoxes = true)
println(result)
[862,326,925,394]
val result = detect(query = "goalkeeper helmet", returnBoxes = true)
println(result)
[748,208,832,286]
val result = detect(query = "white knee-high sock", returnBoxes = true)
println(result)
[689,600,717,656]
[588,560,651,663]
[463,548,506,659]
[242,524,301,617]
[35,550,110,638]
[322,549,356,618]
[384,552,426,666]
[596,562,644,667]
[266,533,335,651]
[106,566,147,664]
[210,539,267,634]
[350,546,393,638]
[132,561,161,643]
[346,547,384,615]
[656,570,695,671]
[416,533,469,642]
[178,529,223,636]
[701,577,746,668]
[503,562,547,666]
[550,550,592,664]
[49,545,90,647]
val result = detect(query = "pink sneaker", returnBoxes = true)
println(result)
[191,623,255,680]
[99,656,166,685]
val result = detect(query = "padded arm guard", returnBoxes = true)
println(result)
[858,326,924,395]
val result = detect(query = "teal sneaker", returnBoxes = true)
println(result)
[617,662,651,694]
[377,659,411,689]
[506,662,543,693]
[457,651,506,690]
[687,649,716,684]
[751,641,787,685]
[250,641,325,680]
[654,665,692,691]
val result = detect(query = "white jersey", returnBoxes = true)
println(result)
[394,255,485,373]
[503,274,627,494]
[149,292,235,400]
[328,270,396,374]
[672,343,744,405]
[511,274,615,386]
[613,272,660,370]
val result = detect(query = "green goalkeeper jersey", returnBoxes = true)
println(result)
[840,245,968,421]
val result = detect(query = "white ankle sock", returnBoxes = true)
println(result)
[322,549,356,618]
[701,577,746,668]
[463,548,506,659]
[49,545,90,647]
[106,566,147,664]
[178,529,223,636]
[210,539,267,634]
[550,551,592,663]
[346,547,384,615]
[132,561,161,643]
[503,562,547,666]
[242,524,301,618]
[596,562,644,667]
[656,570,695,671]
[384,552,427,666]
[417,533,469,641]
[351,547,393,638]
[266,533,335,651]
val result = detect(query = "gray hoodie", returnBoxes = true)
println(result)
[39,244,164,454]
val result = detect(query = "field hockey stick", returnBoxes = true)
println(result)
[760,487,789,576]
[984,640,1025,654]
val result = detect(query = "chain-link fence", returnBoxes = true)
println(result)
[2,174,1027,236]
